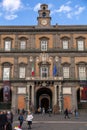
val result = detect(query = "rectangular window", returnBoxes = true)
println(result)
[19,67,25,78]
[63,67,69,78]
[79,66,86,80]
[20,41,26,50]
[41,40,47,51]
[5,41,11,51]
[41,67,48,78]
[78,40,84,51]
[3,67,10,80]
[63,40,68,49]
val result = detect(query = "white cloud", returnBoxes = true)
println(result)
[75,6,85,15]
[57,5,72,13]
[34,3,41,12]
[51,3,85,19]
[2,0,22,12]
[5,14,18,20]
[0,0,23,20]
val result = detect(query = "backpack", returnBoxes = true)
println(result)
[18,115,23,121]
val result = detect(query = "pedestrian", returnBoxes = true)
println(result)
[64,108,70,119]
[74,109,79,118]
[2,111,8,130]
[42,107,45,115]
[18,113,24,128]
[0,111,3,130]
[26,111,33,129]
[6,111,13,130]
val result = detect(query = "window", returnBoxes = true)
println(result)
[79,66,86,80]
[63,67,69,78]
[41,40,47,51]
[20,41,26,50]
[19,67,25,78]
[41,67,48,78]
[42,12,46,17]
[3,67,10,80]
[5,41,11,51]
[78,40,84,51]
[63,40,68,49]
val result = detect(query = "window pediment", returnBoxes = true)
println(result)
[38,61,50,66]
[76,36,85,40]
[2,62,13,66]
[61,36,70,40]
[19,62,27,66]
[76,62,87,65]
[61,62,70,66]
[19,37,28,40]
[4,37,13,40]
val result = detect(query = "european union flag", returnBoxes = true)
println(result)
[53,64,57,76]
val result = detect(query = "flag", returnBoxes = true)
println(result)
[32,64,34,76]
[53,64,57,76]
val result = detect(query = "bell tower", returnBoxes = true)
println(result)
[37,4,51,26]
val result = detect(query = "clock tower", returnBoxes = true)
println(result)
[37,4,51,26]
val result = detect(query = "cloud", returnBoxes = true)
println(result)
[57,5,72,13]
[0,0,22,20]
[34,3,41,12]
[5,14,18,20]
[2,0,22,12]
[51,3,85,19]
[75,6,85,15]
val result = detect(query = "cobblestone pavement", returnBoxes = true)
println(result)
[13,112,87,130]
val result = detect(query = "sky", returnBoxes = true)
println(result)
[0,0,87,26]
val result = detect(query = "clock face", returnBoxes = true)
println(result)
[41,20,47,25]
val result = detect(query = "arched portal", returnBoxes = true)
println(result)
[0,87,12,109]
[36,87,52,112]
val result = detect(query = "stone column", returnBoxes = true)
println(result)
[31,84,34,106]
[54,85,57,105]
[11,86,17,113]
[14,56,18,79]
[27,84,30,111]
[15,34,18,49]
[26,57,31,77]
[72,87,77,109]
[58,83,62,112]
[70,57,75,79]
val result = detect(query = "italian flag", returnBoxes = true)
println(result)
[32,64,34,76]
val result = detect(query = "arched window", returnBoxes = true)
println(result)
[4,37,12,51]
[2,62,12,80]
[19,63,26,78]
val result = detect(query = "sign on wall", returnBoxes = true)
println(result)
[63,87,71,94]
[18,87,26,94]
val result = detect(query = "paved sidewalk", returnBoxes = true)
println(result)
[13,112,87,130]
[13,111,87,122]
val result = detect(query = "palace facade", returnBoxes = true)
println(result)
[0,4,87,112]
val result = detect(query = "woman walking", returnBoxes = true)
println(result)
[26,111,33,129]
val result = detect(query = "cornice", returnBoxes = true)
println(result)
[0,25,87,33]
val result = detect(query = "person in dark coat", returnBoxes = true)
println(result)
[18,113,24,128]
[0,111,3,130]
[6,111,13,130]
[2,111,8,130]
[64,108,70,119]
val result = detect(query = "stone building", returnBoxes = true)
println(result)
[0,4,87,112]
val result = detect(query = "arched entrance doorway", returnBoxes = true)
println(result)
[36,87,52,113]
[0,87,12,110]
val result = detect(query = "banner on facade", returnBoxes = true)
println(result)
[80,87,87,102]
[3,81,10,102]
